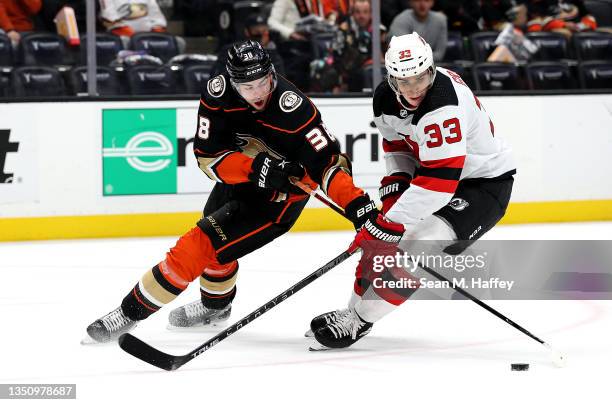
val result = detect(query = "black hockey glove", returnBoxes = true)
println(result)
[249,152,305,194]
[344,194,379,231]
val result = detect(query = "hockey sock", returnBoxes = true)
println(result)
[199,261,239,309]
[121,226,220,321]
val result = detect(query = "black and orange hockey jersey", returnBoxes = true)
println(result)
[194,72,363,209]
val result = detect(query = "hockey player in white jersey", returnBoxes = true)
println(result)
[309,32,516,350]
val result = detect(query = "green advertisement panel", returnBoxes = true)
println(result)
[102,109,177,195]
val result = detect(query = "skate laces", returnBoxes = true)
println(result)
[328,309,365,339]
[324,309,348,324]
[101,308,131,332]
[184,300,209,320]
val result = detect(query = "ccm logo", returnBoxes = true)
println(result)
[258,157,271,187]
[357,201,376,218]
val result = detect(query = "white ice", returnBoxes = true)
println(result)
[1,222,611,404]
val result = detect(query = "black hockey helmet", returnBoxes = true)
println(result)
[226,39,276,84]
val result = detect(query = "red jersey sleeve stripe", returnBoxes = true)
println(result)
[420,155,466,169]
[411,176,459,194]
[382,139,412,153]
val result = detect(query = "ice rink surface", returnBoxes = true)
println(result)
[1,222,611,404]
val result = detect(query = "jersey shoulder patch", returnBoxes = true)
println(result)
[412,73,459,125]
[279,90,303,112]
[207,74,226,98]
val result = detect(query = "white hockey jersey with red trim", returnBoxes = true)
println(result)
[373,67,516,227]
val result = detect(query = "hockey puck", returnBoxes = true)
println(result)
[511,363,529,371]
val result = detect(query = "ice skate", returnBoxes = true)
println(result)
[309,308,372,350]
[168,300,231,328]
[304,309,350,337]
[82,306,138,344]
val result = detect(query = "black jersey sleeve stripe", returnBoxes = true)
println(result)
[415,166,462,180]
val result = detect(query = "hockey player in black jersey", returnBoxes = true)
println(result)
[309,33,516,350]
[84,40,379,343]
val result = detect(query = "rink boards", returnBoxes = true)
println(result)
[0,94,611,240]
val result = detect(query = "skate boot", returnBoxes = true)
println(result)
[168,300,231,328]
[83,306,138,344]
[310,308,372,350]
[304,309,350,337]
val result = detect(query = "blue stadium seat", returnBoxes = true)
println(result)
[183,64,215,94]
[525,32,569,61]
[578,60,612,89]
[130,33,179,63]
[526,62,574,90]
[0,34,13,67]
[444,31,465,61]
[126,65,176,95]
[80,34,124,66]
[0,72,10,97]
[573,32,612,61]
[70,66,121,96]
[19,33,71,66]
[469,31,499,62]
[472,62,521,90]
[11,66,66,96]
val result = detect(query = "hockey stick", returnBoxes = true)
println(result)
[293,180,566,367]
[119,248,354,371]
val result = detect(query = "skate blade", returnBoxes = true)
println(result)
[308,341,333,351]
[304,329,314,338]
[166,319,230,331]
[80,335,111,345]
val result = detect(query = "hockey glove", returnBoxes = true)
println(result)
[348,213,405,254]
[379,174,411,214]
[249,152,305,194]
[344,194,379,231]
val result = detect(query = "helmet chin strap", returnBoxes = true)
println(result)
[389,66,437,111]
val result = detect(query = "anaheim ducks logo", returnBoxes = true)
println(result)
[207,75,226,98]
[279,91,303,112]
[449,197,469,211]
[235,134,285,160]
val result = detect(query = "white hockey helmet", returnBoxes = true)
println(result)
[385,33,436,95]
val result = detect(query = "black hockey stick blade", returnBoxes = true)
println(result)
[118,333,188,371]
[118,249,354,371]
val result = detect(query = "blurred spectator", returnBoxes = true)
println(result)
[99,0,167,38]
[389,0,447,61]
[0,0,41,46]
[322,0,352,24]
[37,1,90,33]
[268,0,351,40]
[480,1,538,63]
[212,14,285,77]
[381,0,408,29]
[481,0,528,31]
[527,0,597,38]
[335,0,387,91]
[268,0,313,41]
[434,0,481,36]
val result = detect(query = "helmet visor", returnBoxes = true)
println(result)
[388,69,435,96]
